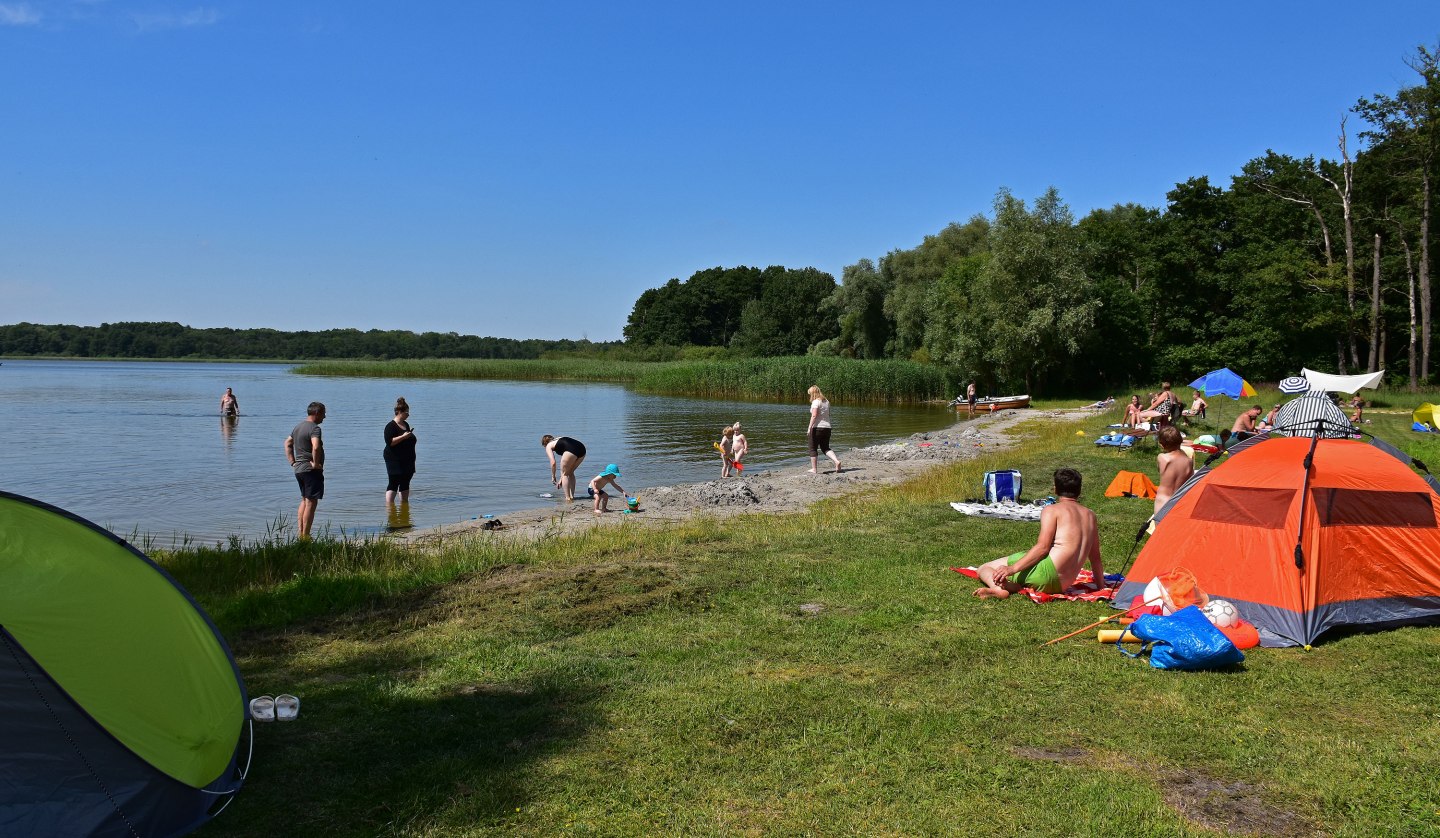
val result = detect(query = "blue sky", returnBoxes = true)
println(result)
[2,2,1436,341]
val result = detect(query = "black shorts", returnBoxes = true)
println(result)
[386,471,414,493]
[295,471,325,500]
[967,395,977,407]
[808,427,833,456]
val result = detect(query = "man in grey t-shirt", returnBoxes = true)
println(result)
[285,401,326,539]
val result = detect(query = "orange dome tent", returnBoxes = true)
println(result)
[1115,435,1440,647]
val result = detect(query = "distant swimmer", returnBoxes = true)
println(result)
[220,387,239,417]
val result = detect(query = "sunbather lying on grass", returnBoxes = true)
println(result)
[973,468,1106,598]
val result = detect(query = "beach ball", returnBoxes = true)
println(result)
[1142,577,1172,615]
[1202,598,1240,628]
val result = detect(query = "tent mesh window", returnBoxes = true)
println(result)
[1311,488,1437,528]
[1190,485,1295,528]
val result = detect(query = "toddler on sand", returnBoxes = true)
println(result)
[588,464,626,515]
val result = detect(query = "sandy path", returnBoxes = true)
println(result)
[396,407,1095,547]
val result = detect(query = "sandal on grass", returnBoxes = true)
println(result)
[249,695,276,722]
[275,694,300,721]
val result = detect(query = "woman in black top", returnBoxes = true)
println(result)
[541,434,587,502]
[384,397,418,505]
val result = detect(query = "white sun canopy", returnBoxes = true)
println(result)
[1300,368,1385,393]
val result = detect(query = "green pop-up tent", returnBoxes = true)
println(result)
[0,491,248,836]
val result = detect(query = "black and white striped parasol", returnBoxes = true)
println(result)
[1278,375,1310,394]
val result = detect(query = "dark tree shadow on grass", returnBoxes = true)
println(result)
[200,648,602,837]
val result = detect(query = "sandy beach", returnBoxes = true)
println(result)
[397,407,1093,546]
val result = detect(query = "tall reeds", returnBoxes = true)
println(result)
[296,356,956,403]
[632,356,953,403]
[293,358,651,382]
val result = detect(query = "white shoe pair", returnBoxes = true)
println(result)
[249,694,300,721]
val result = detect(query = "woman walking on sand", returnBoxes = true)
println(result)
[806,385,842,474]
[542,434,587,502]
[383,397,418,505]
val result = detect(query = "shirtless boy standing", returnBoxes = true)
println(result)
[1154,425,1193,516]
[973,468,1105,598]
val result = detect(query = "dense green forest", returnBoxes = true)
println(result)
[623,45,1440,393]
[9,45,1440,396]
[0,322,621,361]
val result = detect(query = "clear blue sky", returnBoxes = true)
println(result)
[2,2,1436,341]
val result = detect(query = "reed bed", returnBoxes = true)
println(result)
[293,355,957,403]
[292,358,654,382]
[633,356,952,403]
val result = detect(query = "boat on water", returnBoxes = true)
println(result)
[950,394,1031,413]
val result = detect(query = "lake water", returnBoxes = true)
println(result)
[0,360,957,545]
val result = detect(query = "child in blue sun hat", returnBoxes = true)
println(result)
[588,464,626,515]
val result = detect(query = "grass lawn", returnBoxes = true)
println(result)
[180,402,1440,837]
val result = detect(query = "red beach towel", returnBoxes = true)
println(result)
[952,567,1117,603]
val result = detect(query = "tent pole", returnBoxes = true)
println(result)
[1291,421,1323,570]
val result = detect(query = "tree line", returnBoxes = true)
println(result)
[0,321,618,361]
[624,44,1440,394]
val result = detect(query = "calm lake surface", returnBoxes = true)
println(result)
[1,360,957,544]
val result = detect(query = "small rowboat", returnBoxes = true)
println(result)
[951,394,1031,413]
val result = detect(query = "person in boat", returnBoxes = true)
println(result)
[1155,426,1193,516]
[542,434,587,502]
[972,468,1105,598]
[1123,395,1143,427]
[220,387,239,417]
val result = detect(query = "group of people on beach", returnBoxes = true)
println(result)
[540,434,630,515]
[252,381,847,537]
[277,397,421,539]
[974,381,1378,600]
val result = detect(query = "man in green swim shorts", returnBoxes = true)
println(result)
[973,468,1106,599]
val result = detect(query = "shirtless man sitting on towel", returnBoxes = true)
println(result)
[973,468,1105,598]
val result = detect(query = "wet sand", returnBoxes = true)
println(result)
[395,407,1095,547]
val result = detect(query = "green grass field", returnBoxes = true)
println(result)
[174,399,1440,837]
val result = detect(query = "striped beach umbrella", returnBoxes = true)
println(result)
[1278,376,1310,394]
[1274,393,1356,438]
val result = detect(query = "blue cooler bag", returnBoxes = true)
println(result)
[983,470,1022,503]
[1122,605,1244,670]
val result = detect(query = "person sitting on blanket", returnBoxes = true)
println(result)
[973,468,1105,599]
[1231,405,1262,441]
